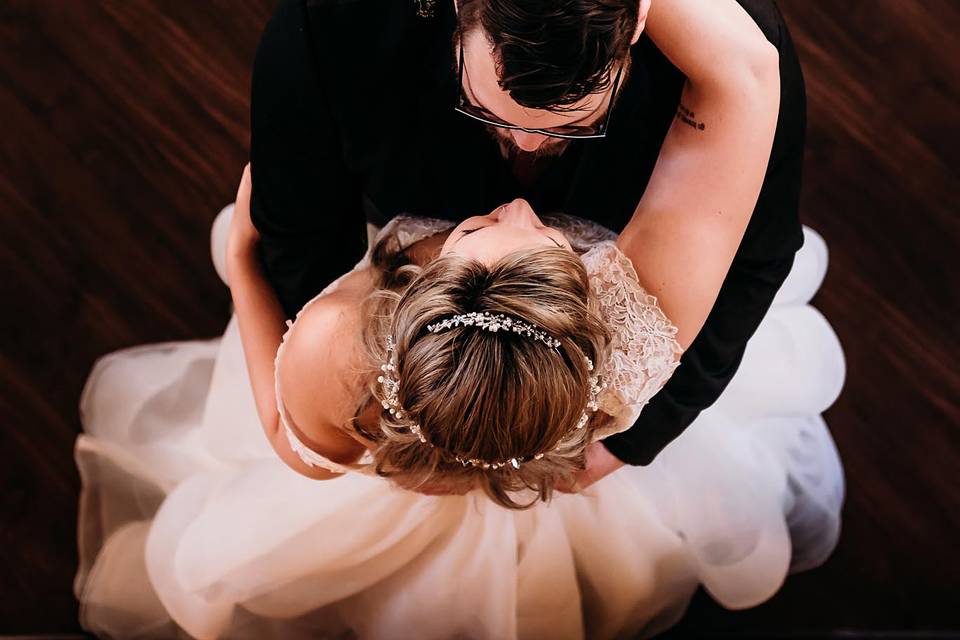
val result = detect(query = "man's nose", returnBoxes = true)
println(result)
[510,129,548,152]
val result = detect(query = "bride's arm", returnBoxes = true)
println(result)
[226,164,288,437]
[617,0,780,349]
[227,165,366,480]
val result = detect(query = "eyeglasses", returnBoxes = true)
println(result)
[455,37,623,140]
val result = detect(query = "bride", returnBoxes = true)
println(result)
[242,165,678,506]
[74,165,845,639]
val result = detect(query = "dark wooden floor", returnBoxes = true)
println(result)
[1,0,958,636]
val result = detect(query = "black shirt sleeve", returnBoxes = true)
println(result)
[249,0,367,318]
[601,0,807,465]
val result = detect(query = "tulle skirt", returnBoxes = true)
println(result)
[74,224,845,639]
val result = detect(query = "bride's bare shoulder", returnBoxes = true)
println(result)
[277,274,372,464]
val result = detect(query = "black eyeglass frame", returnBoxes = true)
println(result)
[454,37,624,140]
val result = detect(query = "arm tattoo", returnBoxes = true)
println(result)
[676,103,706,131]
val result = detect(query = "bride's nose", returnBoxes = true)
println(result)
[495,198,542,228]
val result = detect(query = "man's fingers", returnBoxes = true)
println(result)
[554,476,581,494]
[418,481,471,496]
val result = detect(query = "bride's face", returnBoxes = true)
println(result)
[440,198,573,264]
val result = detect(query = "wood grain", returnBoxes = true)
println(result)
[0,0,957,635]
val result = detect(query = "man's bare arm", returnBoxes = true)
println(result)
[567,0,786,489]
[619,0,781,349]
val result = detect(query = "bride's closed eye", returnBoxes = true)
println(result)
[460,226,564,248]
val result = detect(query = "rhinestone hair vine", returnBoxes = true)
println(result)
[427,312,562,349]
[376,313,606,470]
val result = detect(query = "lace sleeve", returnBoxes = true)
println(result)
[581,241,684,441]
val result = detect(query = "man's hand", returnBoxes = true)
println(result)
[555,441,625,493]
[397,475,474,496]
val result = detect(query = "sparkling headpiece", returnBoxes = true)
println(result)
[376,314,605,470]
[426,312,562,350]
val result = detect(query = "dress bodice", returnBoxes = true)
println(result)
[274,214,682,474]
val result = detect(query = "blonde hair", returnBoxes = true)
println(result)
[348,228,612,509]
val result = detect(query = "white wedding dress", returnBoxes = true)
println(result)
[74,212,845,640]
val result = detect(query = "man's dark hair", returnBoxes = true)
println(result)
[457,0,639,112]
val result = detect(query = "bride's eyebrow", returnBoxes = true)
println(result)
[454,226,563,248]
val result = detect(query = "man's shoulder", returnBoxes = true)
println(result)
[733,0,786,49]
[299,0,444,50]
[633,0,787,77]
[263,0,422,57]
[282,0,453,96]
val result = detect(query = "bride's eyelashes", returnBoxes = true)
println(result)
[460,226,564,248]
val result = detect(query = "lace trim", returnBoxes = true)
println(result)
[388,215,457,251]
[540,212,618,254]
[581,241,684,440]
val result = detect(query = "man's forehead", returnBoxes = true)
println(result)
[462,28,606,128]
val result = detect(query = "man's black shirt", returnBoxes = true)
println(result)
[249,0,807,465]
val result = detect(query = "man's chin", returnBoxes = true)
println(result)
[489,127,571,159]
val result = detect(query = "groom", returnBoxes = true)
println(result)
[248,0,806,489]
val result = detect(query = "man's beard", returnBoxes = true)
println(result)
[487,125,572,160]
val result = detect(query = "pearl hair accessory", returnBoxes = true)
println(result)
[376,315,606,470]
